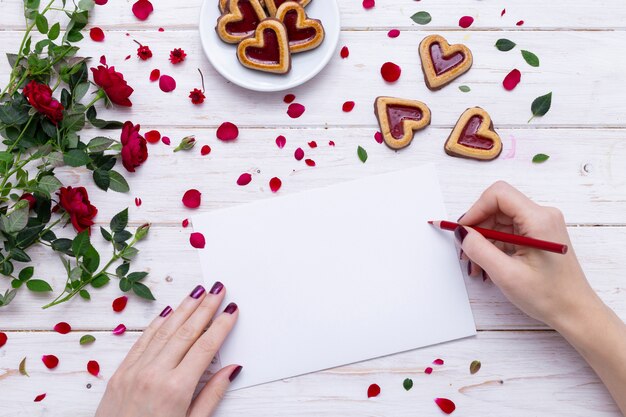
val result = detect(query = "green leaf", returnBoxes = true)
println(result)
[18,266,34,281]
[100,227,112,241]
[1,203,29,233]
[521,50,540,67]
[0,289,18,307]
[90,274,110,288]
[93,169,110,191]
[37,175,63,194]
[119,277,131,292]
[69,267,82,282]
[35,14,48,34]
[79,289,91,300]
[132,282,155,300]
[79,334,96,345]
[11,248,31,262]
[403,378,413,391]
[73,82,90,102]
[127,271,148,282]
[72,230,90,257]
[459,85,471,93]
[410,11,432,25]
[48,22,60,40]
[51,238,73,255]
[120,246,138,260]
[11,279,22,288]
[87,136,115,153]
[19,357,29,376]
[16,224,44,247]
[108,170,130,193]
[63,149,90,167]
[78,0,94,11]
[530,92,553,121]
[83,245,100,273]
[357,146,368,163]
[470,360,482,375]
[113,230,132,243]
[110,208,128,232]
[116,263,130,277]
[26,279,52,292]
[532,153,550,163]
[495,38,516,52]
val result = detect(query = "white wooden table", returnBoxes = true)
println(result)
[1,1,625,415]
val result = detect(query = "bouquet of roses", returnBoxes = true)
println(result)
[0,0,154,308]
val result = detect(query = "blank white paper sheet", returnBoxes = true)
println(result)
[192,164,476,390]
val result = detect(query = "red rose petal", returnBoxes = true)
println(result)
[381,62,401,83]
[0,332,6,348]
[516,20,524,26]
[425,366,433,374]
[124,55,131,61]
[503,69,521,91]
[342,101,355,112]
[433,358,444,365]
[162,136,170,145]
[53,322,71,334]
[374,131,383,144]
[459,16,474,28]
[112,324,126,335]
[159,75,176,92]
[89,27,105,42]
[135,197,142,207]
[269,177,282,193]
[340,46,349,59]
[237,173,252,186]
[42,355,59,369]
[149,68,160,82]
[305,159,316,167]
[501,8,506,17]
[387,29,400,38]
[34,393,46,402]
[216,122,239,141]
[328,140,335,146]
[190,232,206,249]
[283,94,295,103]
[112,296,128,312]
[308,141,317,148]
[87,360,100,377]
[201,145,211,155]
[182,218,189,228]
[287,103,305,119]
[158,27,164,32]
[367,383,380,398]
[362,0,375,9]
[182,189,201,209]
[275,135,286,149]
[434,398,456,414]
[145,129,161,144]
[294,147,304,161]
[132,0,153,20]
[95,0,107,4]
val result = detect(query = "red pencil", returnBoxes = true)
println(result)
[428,220,568,255]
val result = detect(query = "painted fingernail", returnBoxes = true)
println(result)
[467,262,472,276]
[159,306,172,317]
[454,226,468,245]
[457,212,466,222]
[229,365,243,382]
[459,249,464,260]
[210,281,224,295]
[224,302,238,314]
[190,285,206,299]
[482,270,489,282]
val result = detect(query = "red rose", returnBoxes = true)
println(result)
[19,193,36,210]
[189,88,205,104]
[56,186,98,234]
[90,60,134,107]
[120,121,148,172]
[137,45,152,60]
[169,48,187,64]
[22,80,64,125]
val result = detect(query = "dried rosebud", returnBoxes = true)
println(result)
[135,223,150,241]
[173,136,196,152]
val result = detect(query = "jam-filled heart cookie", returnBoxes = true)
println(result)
[265,0,311,17]
[216,0,267,44]
[237,18,291,74]
[374,96,432,150]
[275,2,324,53]
[219,0,265,13]
[444,107,502,161]
[419,34,473,90]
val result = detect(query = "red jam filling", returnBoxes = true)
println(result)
[246,28,280,63]
[457,116,494,150]
[386,105,423,139]
[429,43,464,76]
[283,10,316,43]
[225,0,262,36]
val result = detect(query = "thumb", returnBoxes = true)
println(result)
[457,226,515,283]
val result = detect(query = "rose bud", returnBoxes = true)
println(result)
[135,223,151,241]
[173,136,196,152]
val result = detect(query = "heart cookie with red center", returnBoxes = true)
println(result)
[374,97,432,150]
[274,2,324,53]
[216,0,267,44]
[237,18,291,74]
[444,107,502,161]
[419,34,473,90]
[265,0,311,17]
[219,0,265,13]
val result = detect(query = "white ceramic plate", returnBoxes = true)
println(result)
[199,0,341,92]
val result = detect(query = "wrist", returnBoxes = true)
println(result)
[549,289,607,340]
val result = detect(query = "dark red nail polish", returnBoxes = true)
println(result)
[459,249,464,260]
[229,365,242,382]
[159,306,172,317]
[467,262,472,276]
[224,302,238,314]
[454,226,468,245]
[210,281,224,295]
[482,270,489,282]
[190,285,206,299]
[457,212,466,222]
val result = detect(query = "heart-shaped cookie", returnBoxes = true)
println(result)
[216,0,267,44]
[265,0,311,17]
[374,97,432,150]
[444,107,502,161]
[237,18,291,74]
[419,34,473,90]
[275,2,324,53]
[219,0,265,13]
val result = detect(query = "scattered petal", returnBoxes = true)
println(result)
[362,0,375,9]
[501,8,506,17]
[294,147,304,161]
[381,62,401,82]
[182,219,189,228]
[87,360,100,377]
[132,0,153,20]
[169,48,187,64]
[145,130,161,144]
[308,141,317,148]
[89,27,105,42]
[237,173,252,186]
[201,145,211,155]
[182,189,202,209]
[283,94,295,103]
[367,383,380,398]
[158,27,164,32]
[149,69,160,81]
[190,232,206,249]
[434,398,456,414]
[516,20,524,26]
[135,197,142,207]
[42,355,59,369]
[374,131,383,144]
[162,136,171,145]
[0,332,6,348]
[79,334,96,345]
[340,46,349,59]
[95,0,108,4]
[305,159,316,167]
[112,296,128,312]
[403,378,413,391]
[19,357,28,376]
[53,322,71,334]
[503,69,521,91]
[34,393,46,402]
[287,103,305,118]
[112,324,126,335]
[159,75,176,92]
[269,177,282,193]
[425,366,433,374]
[433,358,444,365]
[216,122,239,141]
[275,135,286,149]
[387,29,400,38]
[470,360,482,374]
[342,101,355,112]
[459,16,474,28]
[328,140,335,146]
[357,145,368,163]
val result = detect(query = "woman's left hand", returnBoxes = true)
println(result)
[95,282,241,417]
